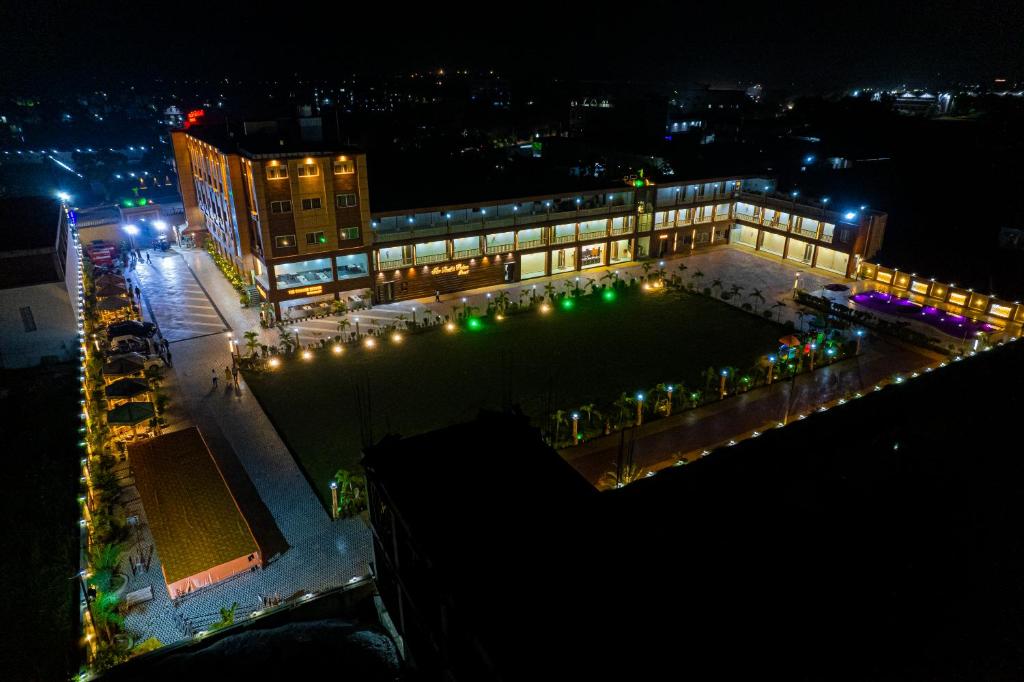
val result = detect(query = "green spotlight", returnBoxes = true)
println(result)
[467,317,483,330]
[560,297,575,310]
[602,288,616,302]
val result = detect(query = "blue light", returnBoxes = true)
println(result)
[805,155,814,163]
[791,190,799,197]
[845,211,857,220]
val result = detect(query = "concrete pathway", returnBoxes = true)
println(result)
[121,247,372,645]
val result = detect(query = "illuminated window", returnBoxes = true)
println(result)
[339,227,360,241]
[266,165,288,180]
[335,193,357,208]
[333,160,355,174]
[274,235,295,248]
[305,231,327,245]
[270,200,292,214]
[296,164,319,177]
[301,197,322,211]
[949,293,967,305]
[990,304,1012,318]
[911,281,929,294]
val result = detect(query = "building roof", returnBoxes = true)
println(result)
[129,427,259,586]
[364,342,1024,678]
[0,196,61,251]
[180,118,361,160]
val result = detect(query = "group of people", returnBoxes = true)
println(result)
[211,363,239,390]
[123,248,152,271]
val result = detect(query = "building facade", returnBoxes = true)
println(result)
[0,197,78,368]
[172,123,885,314]
[171,127,373,319]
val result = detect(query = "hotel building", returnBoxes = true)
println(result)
[173,121,886,317]
[171,122,372,319]
[368,178,886,303]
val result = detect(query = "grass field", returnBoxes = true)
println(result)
[245,287,784,506]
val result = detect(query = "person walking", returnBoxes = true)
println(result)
[231,364,239,387]
[435,290,441,303]
[211,369,218,388]
[224,366,232,384]
[146,252,151,265]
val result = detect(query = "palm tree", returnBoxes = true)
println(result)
[711,278,724,297]
[728,283,743,300]
[494,290,511,314]
[579,403,600,427]
[612,393,634,428]
[544,282,556,302]
[336,317,351,337]
[641,262,653,282]
[92,591,125,644]
[211,602,239,630]
[551,409,568,444]
[275,323,293,352]
[771,300,787,322]
[690,270,705,289]
[602,462,644,489]
[676,262,688,279]
[600,270,619,286]
[748,288,766,313]
[243,330,260,357]
[796,310,809,332]
[331,299,348,316]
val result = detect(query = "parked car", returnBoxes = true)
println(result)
[106,320,157,340]
[110,336,154,355]
[106,350,165,370]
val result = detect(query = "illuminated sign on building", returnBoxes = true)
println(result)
[184,109,206,129]
[286,285,324,296]
[431,263,470,276]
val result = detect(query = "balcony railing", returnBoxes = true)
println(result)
[379,258,412,269]
[372,202,637,243]
[485,242,515,253]
[578,229,609,240]
[610,225,634,236]
[516,238,546,250]
[552,233,577,245]
[415,252,448,264]
[452,248,481,260]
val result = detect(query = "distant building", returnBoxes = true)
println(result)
[0,196,77,368]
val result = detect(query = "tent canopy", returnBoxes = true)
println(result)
[107,401,154,425]
[104,377,151,399]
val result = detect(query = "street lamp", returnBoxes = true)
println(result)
[293,327,301,349]
[123,224,139,251]
[330,481,339,520]
[571,412,580,445]
[665,385,673,416]
[719,369,728,399]
[353,317,360,338]
[809,343,817,371]
[767,355,776,385]
[57,191,71,204]
[854,329,865,355]
[635,393,644,426]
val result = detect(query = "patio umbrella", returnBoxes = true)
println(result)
[102,354,146,377]
[97,297,131,312]
[95,284,128,298]
[104,378,150,400]
[106,402,154,426]
[778,335,801,347]
[823,283,850,292]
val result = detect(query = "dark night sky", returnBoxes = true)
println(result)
[2,1,1023,92]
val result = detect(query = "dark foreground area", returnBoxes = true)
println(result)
[364,340,1024,680]
[0,364,81,681]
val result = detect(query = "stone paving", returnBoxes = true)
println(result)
[121,247,372,646]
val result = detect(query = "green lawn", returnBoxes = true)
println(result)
[245,288,784,506]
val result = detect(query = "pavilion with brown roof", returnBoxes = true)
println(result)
[129,427,262,598]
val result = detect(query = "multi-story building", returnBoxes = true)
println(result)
[171,120,373,319]
[368,177,885,302]
[172,117,885,315]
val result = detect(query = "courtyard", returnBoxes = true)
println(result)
[245,283,787,507]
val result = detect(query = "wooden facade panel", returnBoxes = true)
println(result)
[375,255,514,301]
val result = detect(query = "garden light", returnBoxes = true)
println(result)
[332,344,343,354]
[269,357,281,368]
[540,303,551,313]
[445,322,457,332]
[301,350,312,360]
[364,337,377,349]
[560,298,574,310]
[467,317,483,330]
[391,332,403,343]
